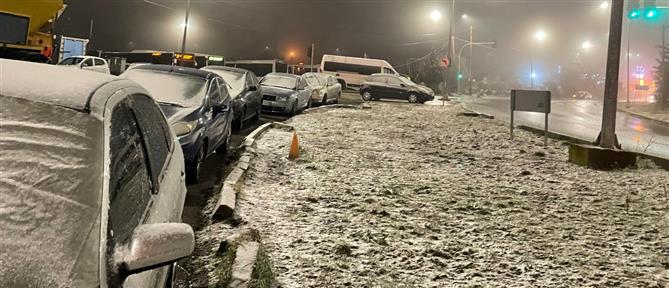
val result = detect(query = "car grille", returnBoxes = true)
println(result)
[262,105,285,112]
[263,95,277,101]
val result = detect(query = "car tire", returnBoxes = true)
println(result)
[233,109,245,131]
[334,92,340,104]
[216,137,229,155]
[321,94,328,106]
[186,145,205,184]
[304,97,312,111]
[252,108,261,122]
[362,90,373,101]
[408,93,419,103]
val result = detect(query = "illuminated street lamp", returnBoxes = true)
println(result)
[430,10,442,22]
[289,52,295,73]
[582,41,593,50]
[534,30,547,42]
[530,29,547,88]
[461,13,468,19]
[599,1,609,9]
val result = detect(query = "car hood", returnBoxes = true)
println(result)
[159,104,200,124]
[260,85,296,97]
[416,85,434,96]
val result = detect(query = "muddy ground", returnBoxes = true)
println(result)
[187,95,668,287]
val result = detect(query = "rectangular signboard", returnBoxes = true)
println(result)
[511,89,551,113]
[510,89,551,146]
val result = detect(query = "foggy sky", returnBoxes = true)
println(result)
[59,0,668,83]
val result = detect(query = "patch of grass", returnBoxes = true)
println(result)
[249,243,274,288]
[214,229,265,288]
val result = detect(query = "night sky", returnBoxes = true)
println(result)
[58,0,668,83]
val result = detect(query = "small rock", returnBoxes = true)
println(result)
[519,170,532,176]
[533,151,546,157]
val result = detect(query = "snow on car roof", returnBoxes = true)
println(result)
[0,59,119,111]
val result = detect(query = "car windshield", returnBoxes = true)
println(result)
[206,69,245,92]
[58,57,84,65]
[260,75,297,89]
[0,95,103,287]
[398,76,416,86]
[123,69,207,107]
[304,75,322,86]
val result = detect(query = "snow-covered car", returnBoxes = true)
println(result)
[57,55,111,74]
[259,72,316,115]
[0,59,193,288]
[123,65,233,184]
[360,73,435,103]
[303,72,342,105]
[202,65,262,130]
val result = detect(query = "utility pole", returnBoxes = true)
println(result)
[626,16,631,107]
[88,19,94,49]
[180,0,191,63]
[310,43,315,72]
[595,0,624,149]
[445,0,455,104]
[468,25,473,94]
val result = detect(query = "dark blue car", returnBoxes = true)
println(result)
[123,65,233,184]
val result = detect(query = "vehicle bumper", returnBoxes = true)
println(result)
[177,133,200,163]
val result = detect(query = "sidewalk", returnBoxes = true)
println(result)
[214,102,668,287]
[619,103,669,124]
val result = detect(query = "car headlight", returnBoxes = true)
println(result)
[276,95,288,102]
[172,120,197,137]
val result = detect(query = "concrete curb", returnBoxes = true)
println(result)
[303,103,366,114]
[213,122,295,220]
[617,107,669,126]
[228,241,260,288]
[518,125,669,170]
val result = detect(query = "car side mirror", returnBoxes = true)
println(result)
[115,223,194,277]
[213,103,229,114]
[400,83,406,88]
[248,85,257,92]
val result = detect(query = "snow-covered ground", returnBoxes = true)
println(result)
[196,100,668,287]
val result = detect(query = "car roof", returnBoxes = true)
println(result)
[0,59,120,111]
[265,72,298,78]
[203,65,248,75]
[133,64,217,79]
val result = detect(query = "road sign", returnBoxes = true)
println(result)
[510,89,551,146]
[440,57,450,68]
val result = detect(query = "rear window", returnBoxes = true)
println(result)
[123,69,207,108]
[59,57,84,65]
[0,95,103,286]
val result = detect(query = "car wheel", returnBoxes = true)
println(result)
[408,93,419,103]
[186,145,205,184]
[304,97,312,111]
[334,92,340,104]
[233,109,244,131]
[362,90,373,101]
[252,108,261,122]
[216,137,230,155]
[321,94,328,106]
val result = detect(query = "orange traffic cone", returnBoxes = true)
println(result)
[288,131,299,160]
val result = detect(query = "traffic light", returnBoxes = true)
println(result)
[628,0,641,19]
[644,0,658,19]
[457,74,464,80]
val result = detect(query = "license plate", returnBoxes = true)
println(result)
[262,100,273,106]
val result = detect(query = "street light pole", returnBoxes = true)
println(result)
[468,25,473,94]
[180,0,191,63]
[595,0,624,149]
[626,16,631,107]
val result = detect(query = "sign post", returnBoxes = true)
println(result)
[510,89,551,146]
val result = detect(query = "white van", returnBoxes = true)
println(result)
[225,59,288,77]
[320,54,398,89]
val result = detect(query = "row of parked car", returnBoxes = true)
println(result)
[0,58,341,287]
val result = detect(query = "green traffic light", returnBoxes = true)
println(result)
[644,8,658,19]
[457,74,463,80]
[628,9,641,19]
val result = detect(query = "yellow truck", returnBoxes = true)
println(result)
[0,0,65,62]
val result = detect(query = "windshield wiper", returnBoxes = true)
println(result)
[158,102,185,108]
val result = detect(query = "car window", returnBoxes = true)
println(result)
[387,76,402,85]
[245,73,255,88]
[329,77,337,85]
[130,94,172,188]
[371,76,387,84]
[208,78,222,104]
[83,58,93,67]
[383,67,394,74]
[94,58,105,66]
[305,75,321,86]
[108,100,153,246]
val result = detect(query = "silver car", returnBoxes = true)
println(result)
[303,72,342,105]
[0,59,193,288]
[259,72,316,115]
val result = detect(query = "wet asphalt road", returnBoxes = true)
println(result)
[460,96,669,159]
